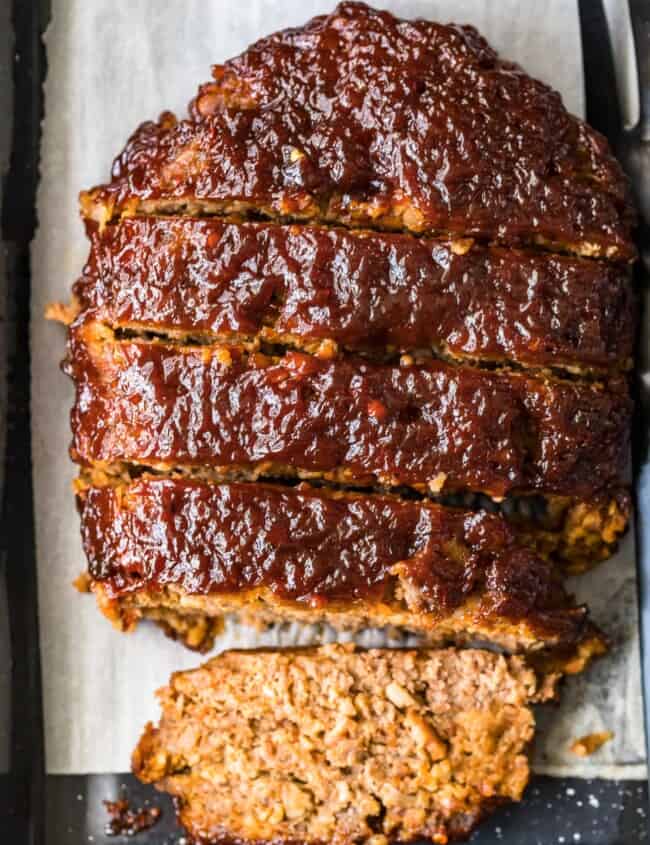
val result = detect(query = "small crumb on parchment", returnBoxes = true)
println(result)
[569,731,614,757]
[73,572,92,593]
[103,796,162,837]
[44,300,78,324]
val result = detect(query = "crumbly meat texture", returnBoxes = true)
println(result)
[517,490,630,572]
[71,217,635,374]
[94,582,610,672]
[132,644,554,844]
[77,476,598,656]
[66,319,632,501]
[79,3,635,261]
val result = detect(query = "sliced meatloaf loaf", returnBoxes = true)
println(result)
[57,1,635,655]
[67,319,631,501]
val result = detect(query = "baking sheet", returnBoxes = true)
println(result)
[30,0,646,777]
[0,0,12,776]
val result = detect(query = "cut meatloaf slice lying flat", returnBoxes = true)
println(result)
[133,644,557,845]
[79,3,635,261]
[66,320,631,502]
[77,475,605,662]
[69,217,635,375]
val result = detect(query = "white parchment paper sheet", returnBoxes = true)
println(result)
[31,0,646,776]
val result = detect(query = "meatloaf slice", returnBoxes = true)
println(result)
[132,644,556,844]
[77,476,602,657]
[79,3,635,260]
[68,217,635,375]
[66,319,632,501]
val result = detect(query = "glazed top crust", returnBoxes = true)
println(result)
[81,2,635,259]
[76,217,635,372]
[67,320,632,499]
[80,478,583,644]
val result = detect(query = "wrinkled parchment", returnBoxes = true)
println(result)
[31,0,646,776]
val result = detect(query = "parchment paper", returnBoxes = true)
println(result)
[31,0,647,777]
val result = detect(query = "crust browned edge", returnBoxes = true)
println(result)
[154,793,509,845]
[80,569,607,687]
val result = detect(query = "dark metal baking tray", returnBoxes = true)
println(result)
[1,0,648,842]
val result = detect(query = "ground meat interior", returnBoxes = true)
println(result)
[133,644,554,845]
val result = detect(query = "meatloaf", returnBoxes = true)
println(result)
[133,644,557,845]
[69,217,634,374]
[55,2,635,660]
[76,475,607,663]
[80,3,635,260]
[67,319,631,501]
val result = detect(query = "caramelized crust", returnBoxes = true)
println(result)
[132,645,554,844]
[72,217,635,374]
[67,320,631,500]
[80,3,635,260]
[78,463,631,570]
[78,477,594,655]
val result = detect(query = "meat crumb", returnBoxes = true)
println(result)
[73,572,92,593]
[103,797,161,836]
[44,300,78,325]
[569,730,614,756]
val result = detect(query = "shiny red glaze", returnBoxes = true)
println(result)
[67,323,631,498]
[84,2,635,258]
[80,478,582,641]
[75,217,635,371]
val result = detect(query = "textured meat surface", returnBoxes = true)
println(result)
[74,217,635,372]
[67,321,632,499]
[132,644,550,844]
[79,477,588,653]
[80,3,635,259]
